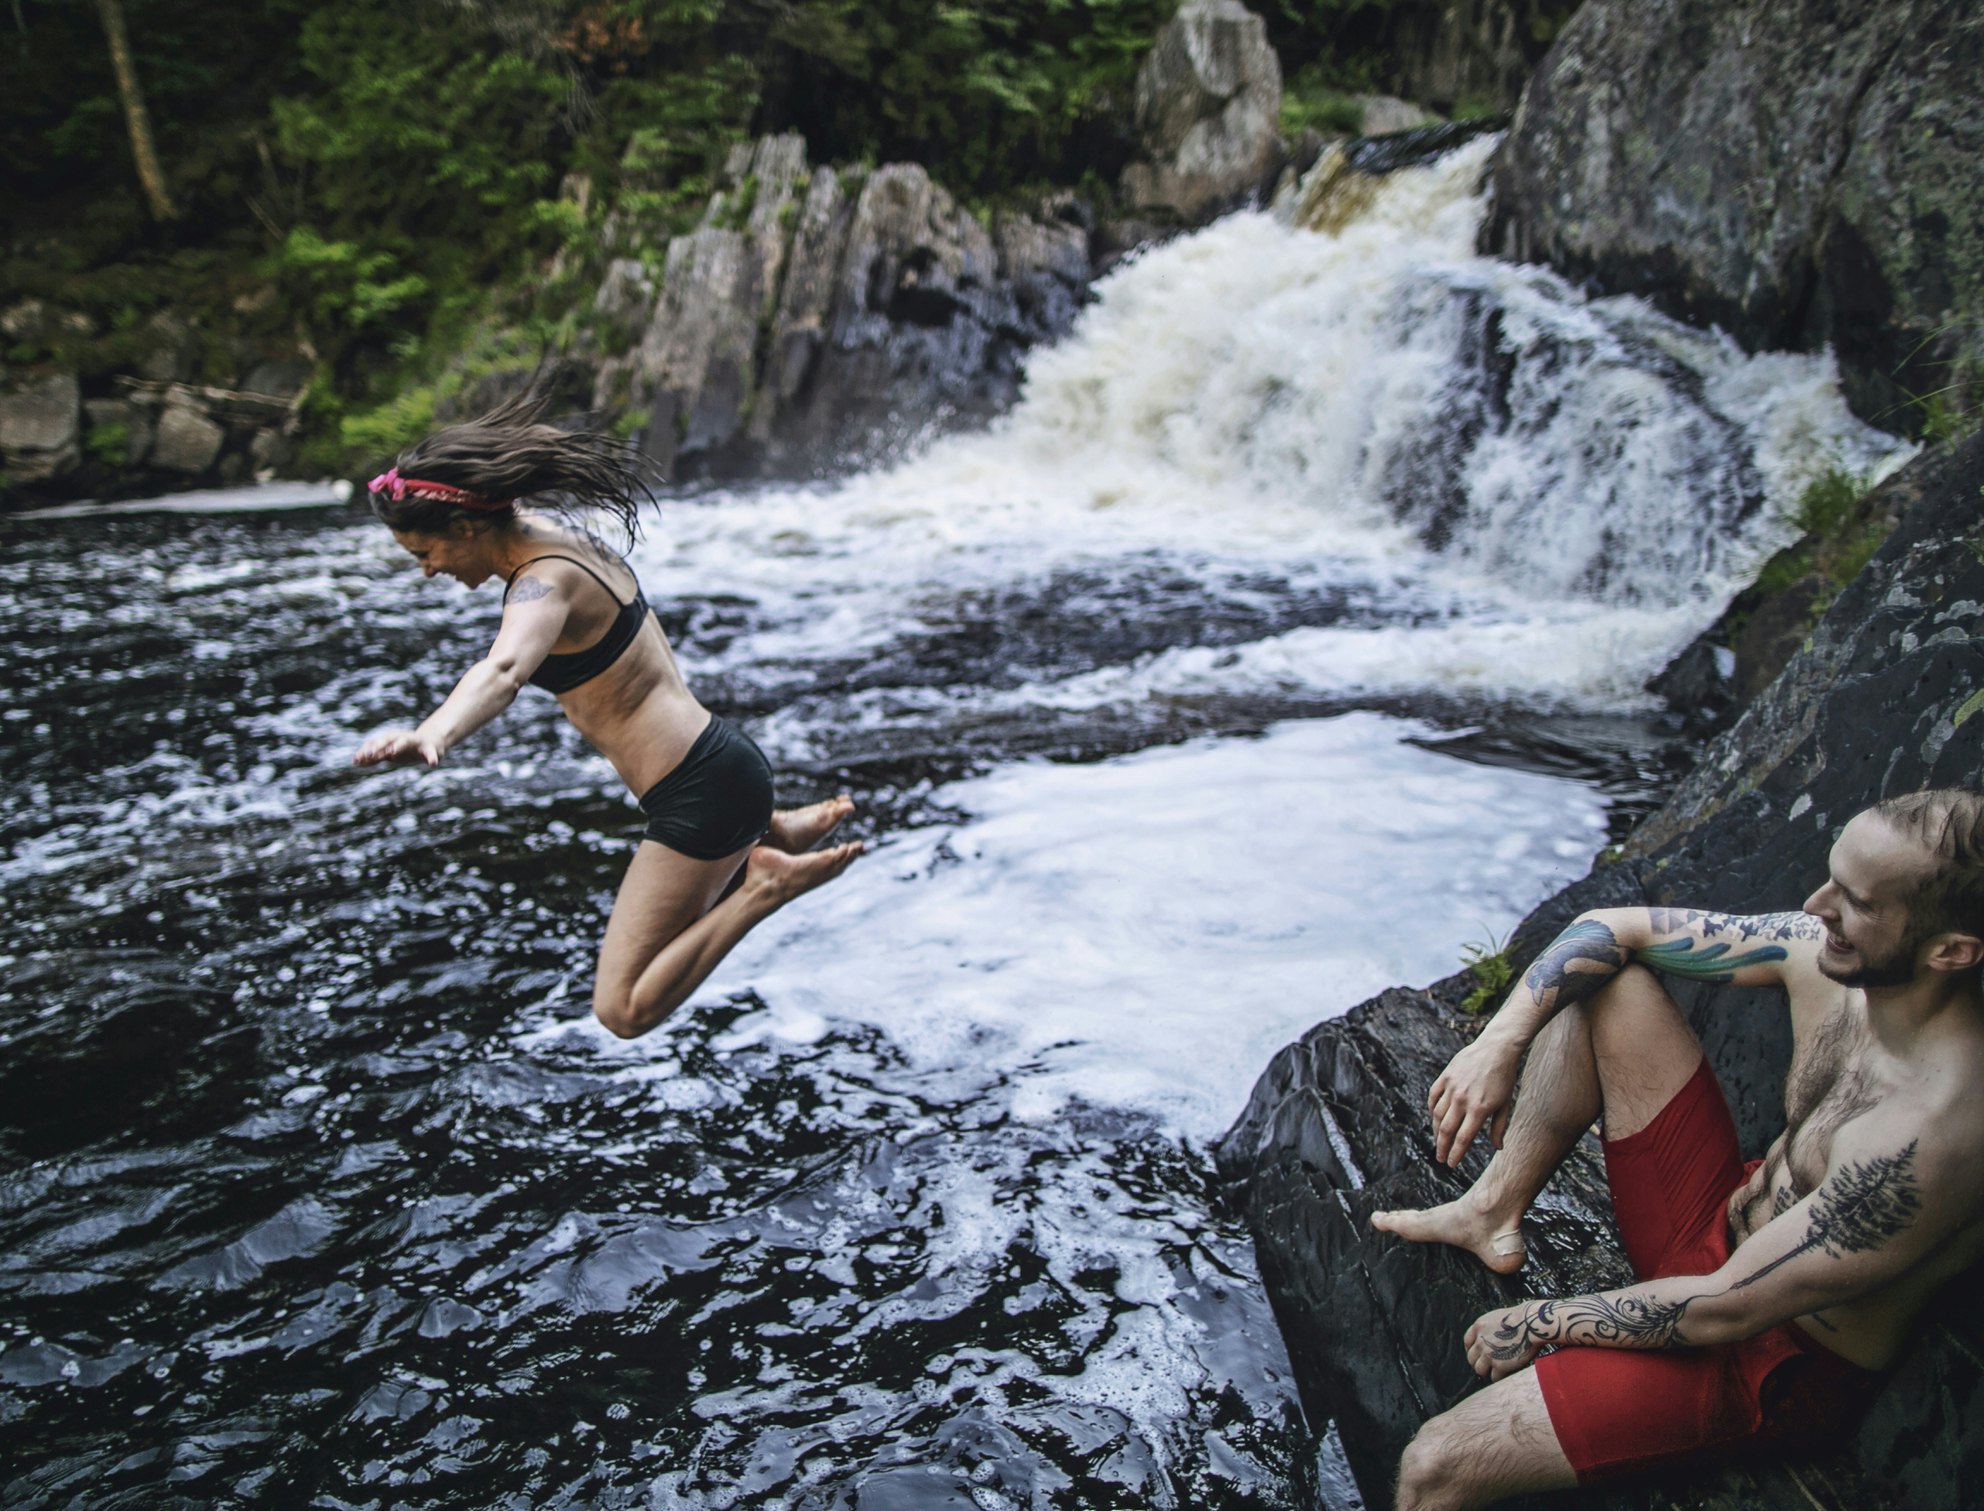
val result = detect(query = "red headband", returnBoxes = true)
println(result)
[367,466,513,511]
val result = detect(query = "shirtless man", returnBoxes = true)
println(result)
[1368,789,1984,1507]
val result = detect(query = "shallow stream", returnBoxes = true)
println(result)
[0,140,1904,1509]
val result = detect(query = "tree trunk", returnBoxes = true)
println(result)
[94,0,177,222]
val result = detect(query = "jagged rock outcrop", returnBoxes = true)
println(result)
[1119,0,1282,225]
[1221,433,1984,1508]
[589,136,1097,482]
[1486,0,1984,431]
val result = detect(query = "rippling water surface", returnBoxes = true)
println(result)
[0,141,1906,1510]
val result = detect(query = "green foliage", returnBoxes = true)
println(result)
[1459,931,1515,1016]
[1280,66,1366,137]
[1790,464,1872,539]
[1745,460,1891,622]
[754,0,1171,190]
[271,229,429,332]
[85,421,130,465]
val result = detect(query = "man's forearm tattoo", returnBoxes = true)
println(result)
[1733,1141,1922,1291]
[1523,920,1627,1011]
[1489,1292,1695,1362]
[1635,935,1789,981]
[1500,1141,1925,1362]
[510,575,553,604]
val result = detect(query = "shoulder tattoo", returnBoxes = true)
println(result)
[509,574,554,604]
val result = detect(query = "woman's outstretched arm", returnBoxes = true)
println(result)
[353,576,569,768]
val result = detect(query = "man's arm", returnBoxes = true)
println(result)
[1463,1113,1973,1379]
[1430,907,1822,1164]
[353,574,568,768]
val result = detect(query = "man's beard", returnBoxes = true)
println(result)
[1818,933,1921,989]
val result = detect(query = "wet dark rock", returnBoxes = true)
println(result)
[1119,0,1283,226]
[1486,0,1984,433]
[1221,433,1984,1508]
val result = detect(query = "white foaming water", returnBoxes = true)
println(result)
[14,479,351,519]
[629,136,1905,721]
[549,713,1607,1141]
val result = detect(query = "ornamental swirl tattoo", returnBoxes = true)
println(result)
[1490,1292,1695,1362]
[1523,920,1627,1012]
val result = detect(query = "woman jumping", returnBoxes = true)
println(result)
[352,390,861,1039]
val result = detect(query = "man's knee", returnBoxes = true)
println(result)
[1396,1420,1467,1511]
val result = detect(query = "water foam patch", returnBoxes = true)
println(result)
[591,713,1604,1142]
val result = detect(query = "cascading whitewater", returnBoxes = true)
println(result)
[645,135,1904,728]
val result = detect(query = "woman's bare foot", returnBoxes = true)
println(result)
[744,839,863,904]
[765,795,855,853]
[1370,1195,1527,1275]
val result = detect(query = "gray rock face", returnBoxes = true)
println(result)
[1120,0,1282,224]
[1486,0,1984,429]
[0,373,82,484]
[1220,433,1984,1507]
[593,138,1097,481]
[1374,0,1578,114]
[149,400,226,475]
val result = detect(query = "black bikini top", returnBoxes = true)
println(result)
[504,553,655,695]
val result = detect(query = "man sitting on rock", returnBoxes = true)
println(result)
[1369,789,1984,1508]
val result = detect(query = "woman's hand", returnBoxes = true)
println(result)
[353,729,444,769]
[1428,1032,1522,1167]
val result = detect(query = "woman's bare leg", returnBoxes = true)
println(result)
[591,838,861,1039]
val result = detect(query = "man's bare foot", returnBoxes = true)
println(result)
[745,839,863,904]
[1370,1197,1527,1275]
[765,795,855,853]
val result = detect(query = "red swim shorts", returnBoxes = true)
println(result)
[1533,1056,1884,1483]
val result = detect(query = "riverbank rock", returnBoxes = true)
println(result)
[0,373,82,486]
[0,368,308,507]
[1119,0,1283,225]
[1220,432,1984,1507]
[1486,0,1984,433]
[588,137,1099,482]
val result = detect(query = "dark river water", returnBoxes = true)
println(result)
[0,141,1904,1511]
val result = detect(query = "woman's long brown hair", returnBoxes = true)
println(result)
[367,385,655,537]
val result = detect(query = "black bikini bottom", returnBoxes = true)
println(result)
[636,714,774,860]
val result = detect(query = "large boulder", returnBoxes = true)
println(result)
[1486,0,1984,431]
[1119,0,1283,224]
[592,137,1099,481]
[0,372,82,487]
[1221,433,1984,1507]
[148,397,226,475]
